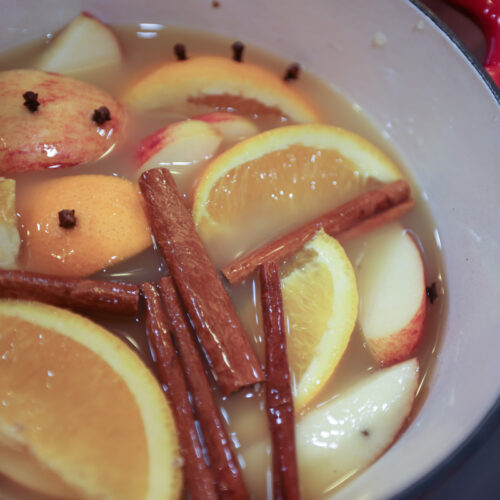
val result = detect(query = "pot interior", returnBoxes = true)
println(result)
[1,1,500,499]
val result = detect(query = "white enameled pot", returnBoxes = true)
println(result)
[2,1,500,499]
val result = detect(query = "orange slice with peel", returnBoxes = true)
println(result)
[281,229,358,411]
[0,299,181,499]
[192,123,403,266]
[122,56,321,124]
[17,175,152,277]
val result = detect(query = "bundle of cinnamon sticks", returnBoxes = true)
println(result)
[2,166,413,499]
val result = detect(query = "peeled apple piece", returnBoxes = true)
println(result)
[241,358,419,498]
[35,12,122,74]
[297,358,419,497]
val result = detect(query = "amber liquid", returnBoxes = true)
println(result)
[0,24,446,500]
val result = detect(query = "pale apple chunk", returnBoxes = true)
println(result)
[195,112,259,148]
[0,69,126,174]
[136,119,222,198]
[0,178,20,269]
[297,358,419,496]
[344,222,426,365]
[241,358,419,498]
[35,12,123,75]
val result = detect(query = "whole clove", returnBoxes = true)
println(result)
[232,41,244,62]
[23,91,40,112]
[58,209,77,229]
[426,282,438,304]
[283,63,300,81]
[174,43,187,61]
[92,106,111,125]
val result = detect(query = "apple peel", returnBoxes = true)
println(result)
[345,221,426,366]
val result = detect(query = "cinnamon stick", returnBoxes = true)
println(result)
[158,276,249,500]
[139,168,264,395]
[141,282,217,500]
[0,269,139,315]
[222,180,412,285]
[336,198,414,244]
[260,263,300,500]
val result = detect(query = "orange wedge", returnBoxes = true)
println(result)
[282,229,358,410]
[0,299,181,499]
[192,123,403,266]
[122,56,321,124]
[17,175,152,277]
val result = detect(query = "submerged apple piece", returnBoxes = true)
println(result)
[195,111,259,148]
[35,12,123,74]
[0,178,20,269]
[136,119,222,197]
[17,175,152,277]
[0,69,126,174]
[122,56,322,123]
[297,358,419,497]
[242,358,419,498]
[344,222,426,365]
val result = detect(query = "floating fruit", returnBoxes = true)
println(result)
[282,229,358,410]
[0,299,181,499]
[122,56,321,123]
[35,12,123,75]
[242,358,419,498]
[18,175,151,277]
[195,111,259,148]
[0,69,126,174]
[344,221,426,365]
[192,123,403,266]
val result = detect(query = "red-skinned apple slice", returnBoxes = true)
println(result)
[195,112,259,148]
[0,69,126,174]
[344,221,426,366]
[241,358,419,498]
[35,12,123,75]
[136,119,222,198]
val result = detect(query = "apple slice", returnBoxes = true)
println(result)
[195,112,259,148]
[0,178,20,269]
[0,69,127,174]
[35,12,122,74]
[241,358,419,498]
[344,222,426,366]
[136,119,223,198]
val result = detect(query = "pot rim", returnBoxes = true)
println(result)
[395,5,500,498]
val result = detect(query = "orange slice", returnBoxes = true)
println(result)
[122,56,321,124]
[0,299,181,499]
[17,175,152,277]
[282,229,358,410]
[192,123,403,266]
